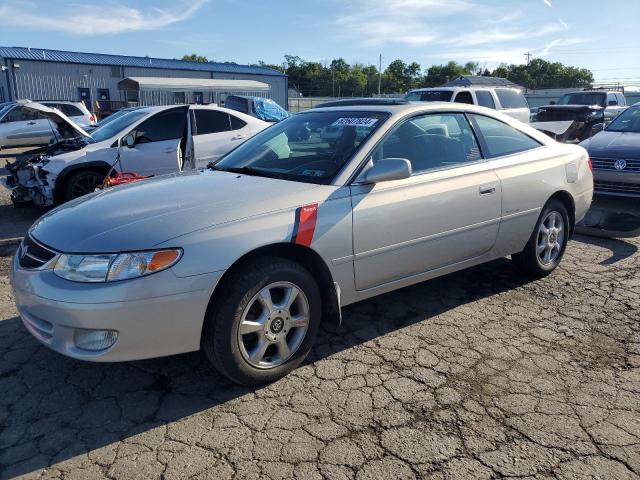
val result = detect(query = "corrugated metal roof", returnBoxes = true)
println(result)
[120,77,270,91]
[0,46,287,78]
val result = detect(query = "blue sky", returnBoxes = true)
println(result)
[0,0,639,82]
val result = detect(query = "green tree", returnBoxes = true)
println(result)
[491,58,593,89]
[182,53,209,62]
[421,61,471,87]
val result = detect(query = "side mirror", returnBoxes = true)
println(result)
[123,132,136,148]
[591,123,605,135]
[608,100,618,106]
[355,158,412,184]
[549,101,556,105]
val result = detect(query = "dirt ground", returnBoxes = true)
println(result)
[0,180,639,479]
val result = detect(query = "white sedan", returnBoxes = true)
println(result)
[3,102,270,206]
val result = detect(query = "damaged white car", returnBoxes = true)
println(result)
[2,102,269,207]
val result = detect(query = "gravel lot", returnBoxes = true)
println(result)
[0,185,639,479]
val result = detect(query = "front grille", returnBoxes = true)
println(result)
[594,180,640,195]
[591,157,640,172]
[18,235,58,269]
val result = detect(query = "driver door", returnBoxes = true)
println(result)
[351,112,502,291]
[119,107,188,176]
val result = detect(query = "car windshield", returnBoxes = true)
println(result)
[213,110,389,184]
[606,106,640,133]
[558,92,606,106]
[405,90,453,102]
[89,110,149,143]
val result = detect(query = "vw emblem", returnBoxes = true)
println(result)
[614,159,627,170]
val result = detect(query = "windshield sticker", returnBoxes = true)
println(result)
[330,117,378,128]
[301,169,325,177]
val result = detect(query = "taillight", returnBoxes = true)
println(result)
[588,157,593,171]
[90,115,95,125]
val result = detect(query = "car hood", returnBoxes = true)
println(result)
[19,100,92,142]
[30,170,328,252]
[540,104,603,112]
[582,130,640,159]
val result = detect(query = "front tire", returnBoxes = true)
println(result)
[201,257,322,386]
[512,199,570,277]
[63,169,105,202]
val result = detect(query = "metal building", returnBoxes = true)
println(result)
[0,46,288,111]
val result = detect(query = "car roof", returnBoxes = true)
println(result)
[408,86,521,92]
[309,101,482,115]
[314,98,409,108]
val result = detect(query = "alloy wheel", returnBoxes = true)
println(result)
[537,210,565,265]
[237,281,310,369]
[70,172,100,198]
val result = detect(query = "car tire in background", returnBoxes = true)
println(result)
[512,199,570,277]
[202,256,322,386]
[63,169,105,202]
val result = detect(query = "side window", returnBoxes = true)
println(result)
[476,90,496,109]
[616,93,625,106]
[495,89,529,109]
[372,113,482,175]
[230,114,247,130]
[135,109,187,144]
[454,91,474,104]
[3,107,39,122]
[60,104,83,117]
[194,110,231,135]
[470,114,541,158]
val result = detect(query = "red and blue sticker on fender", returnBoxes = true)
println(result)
[291,203,318,247]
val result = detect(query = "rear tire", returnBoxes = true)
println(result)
[63,169,105,202]
[201,256,322,386]
[512,199,570,277]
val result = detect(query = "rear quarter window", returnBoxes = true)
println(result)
[495,89,529,110]
[470,114,542,158]
[61,104,84,117]
[476,91,496,109]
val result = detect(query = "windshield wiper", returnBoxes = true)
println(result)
[210,165,286,180]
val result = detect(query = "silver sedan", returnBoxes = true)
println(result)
[10,102,593,385]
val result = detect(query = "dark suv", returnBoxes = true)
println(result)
[536,90,627,141]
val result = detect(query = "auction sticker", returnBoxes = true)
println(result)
[330,117,379,127]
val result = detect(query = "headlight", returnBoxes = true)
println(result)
[54,249,182,282]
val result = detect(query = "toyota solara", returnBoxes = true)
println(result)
[10,101,593,385]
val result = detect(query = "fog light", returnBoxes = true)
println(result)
[74,328,118,351]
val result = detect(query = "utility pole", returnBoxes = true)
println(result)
[524,52,532,66]
[332,64,335,97]
[378,54,382,96]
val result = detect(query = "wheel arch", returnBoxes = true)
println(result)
[54,161,112,203]
[206,242,341,329]
[548,190,576,237]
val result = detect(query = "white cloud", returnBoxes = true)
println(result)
[335,0,473,47]
[0,0,208,35]
[543,0,553,6]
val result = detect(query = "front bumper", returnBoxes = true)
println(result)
[10,252,223,362]
[593,169,640,197]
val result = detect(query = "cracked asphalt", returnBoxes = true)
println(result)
[1,191,639,479]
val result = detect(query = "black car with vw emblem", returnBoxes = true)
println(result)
[581,103,640,197]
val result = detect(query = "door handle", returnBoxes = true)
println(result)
[27,121,36,125]
[232,134,247,140]
[162,149,175,154]
[479,185,496,195]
